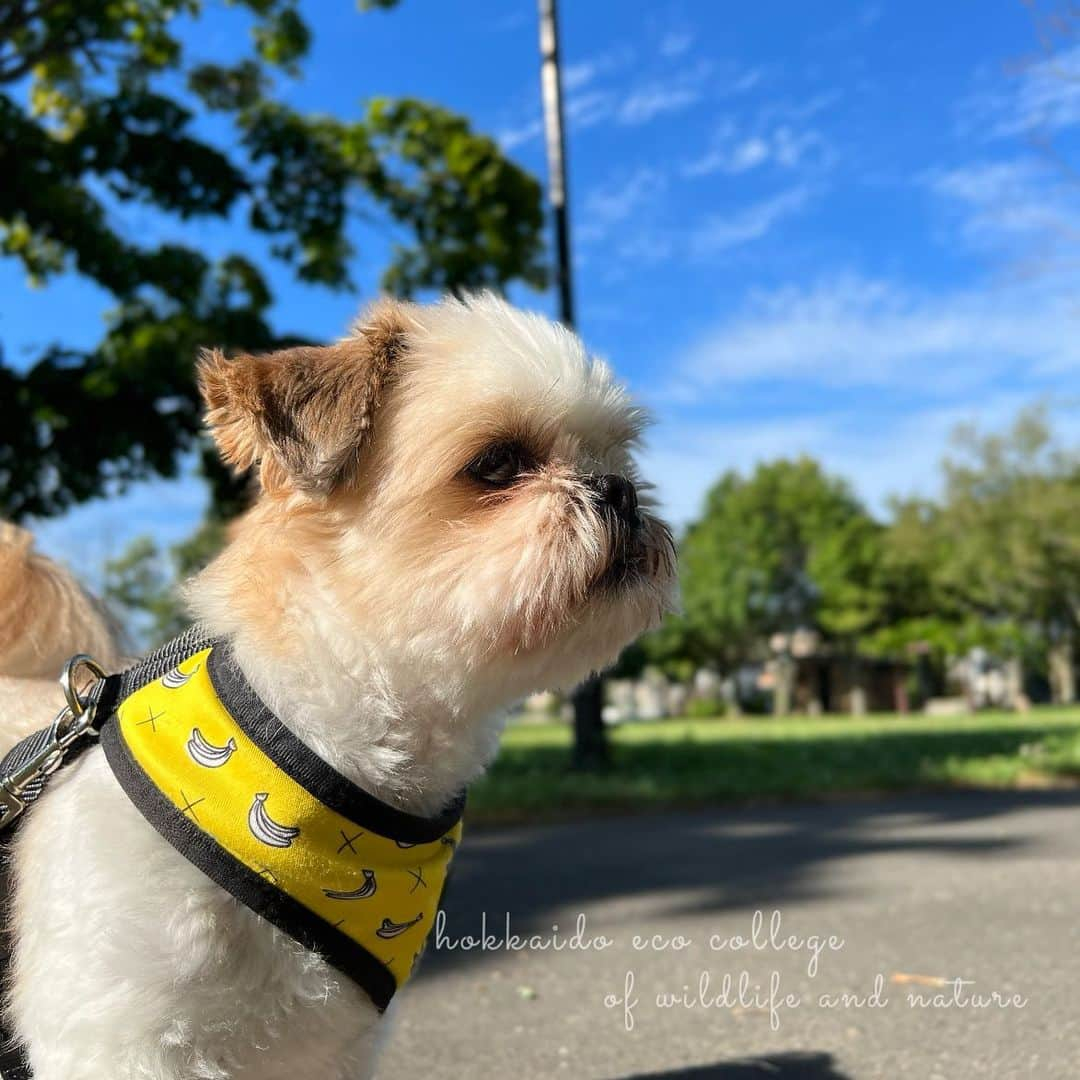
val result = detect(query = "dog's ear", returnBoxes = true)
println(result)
[197,299,410,494]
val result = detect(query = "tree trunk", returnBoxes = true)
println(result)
[721,674,742,717]
[849,658,867,716]
[773,653,795,716]
[1048,639,1077,705]
[571,675,609,769]
[912,650,935,711]
[1004,657,1024,710]
[893,670,909,714]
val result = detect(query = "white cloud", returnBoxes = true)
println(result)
[774,126,823,167]
[640,391,1048,527]
[928,158,1080,254]
[682,120,829,178]
[618,83,702,125]
[565,89,617,129]
[616,60,714,126]
[659,30,694,58]
[593,184,814,268]
[663,273,1080,401]
[612,229,675,264]
[720,65,764,96]
[729,137,771,171]
[761,90,842,125]
[562,62,598,93]
[497,116,543,151]
[562,45,635,93]
[684,134,768,177]
[960,43,1080,140]
[498,52,748,148]
[579,168,667,244]
[690,186,814,255]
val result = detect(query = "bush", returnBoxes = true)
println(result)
[684,696,726,719]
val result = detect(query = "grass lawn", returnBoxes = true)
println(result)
[467,707,1080,824]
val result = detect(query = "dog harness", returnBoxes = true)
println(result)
[0,629,465,1077]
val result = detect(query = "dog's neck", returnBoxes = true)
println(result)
[185,505,508,818]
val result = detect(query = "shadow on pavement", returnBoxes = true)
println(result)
[612,1050,850,1079]
[429,789,1080,974]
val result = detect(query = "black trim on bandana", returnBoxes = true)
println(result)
[94,624,217,723]
[99,718,398,1012]
[205,643,466,843]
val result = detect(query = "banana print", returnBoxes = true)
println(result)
[186,727,238,768]
[248,792,301,848]
[322,868,377,901]
[376,913,424,939]
[108,643,465,1006]
[161,662,200,689]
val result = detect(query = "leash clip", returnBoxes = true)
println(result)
[0,655,107,830]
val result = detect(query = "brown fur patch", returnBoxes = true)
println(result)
[0,523,122,677]
[197,298,411,495]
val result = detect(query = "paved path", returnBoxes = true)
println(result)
[379,790,1080,1080]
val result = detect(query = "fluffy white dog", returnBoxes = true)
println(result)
[4,295,676,1079]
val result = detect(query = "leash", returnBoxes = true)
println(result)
[0,626,215,833]
[0,653,110,1080]
[0,626,214,1077]
[0,654,107,830]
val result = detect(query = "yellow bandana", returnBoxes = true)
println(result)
[99,643,463,1010]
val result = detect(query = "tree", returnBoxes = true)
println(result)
[650,457,887,712]
[921,406,1080,702]
[104,518,226,649]
[0,0,546,520]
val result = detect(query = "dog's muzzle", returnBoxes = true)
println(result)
[587,473,647,589]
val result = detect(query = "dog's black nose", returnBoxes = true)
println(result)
[596,473,638,520]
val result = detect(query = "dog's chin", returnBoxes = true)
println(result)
[589,510,675,600]
[509,521,677,694]
[590,538,649,595]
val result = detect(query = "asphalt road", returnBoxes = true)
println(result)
[378,790,1080,1080]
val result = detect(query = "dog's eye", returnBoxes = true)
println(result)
[466,441,533,488]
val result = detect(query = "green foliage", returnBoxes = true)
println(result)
[647,457,887,671]
[683,696,725,719]
[865,408,1080,674]
[0,0,545,520]
[937,407,1080,639]
[643,409,1080,703]
[104,518,226,648]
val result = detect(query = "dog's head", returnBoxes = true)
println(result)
[197,294,676,699]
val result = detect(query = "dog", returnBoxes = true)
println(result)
[0,524,124,748]
[4,294,676,1079]
[0,523,122,682]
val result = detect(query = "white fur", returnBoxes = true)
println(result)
[5,295,676,1078]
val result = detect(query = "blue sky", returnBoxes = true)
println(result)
[10,0,1080,576]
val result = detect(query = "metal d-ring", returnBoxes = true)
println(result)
[0,653,110,830]
[58,654,107,719]
[47,654,108,753]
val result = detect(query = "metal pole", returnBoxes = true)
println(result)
[537,0,607,768]
[538,0,575,329]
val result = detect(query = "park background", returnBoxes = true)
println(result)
[6,0,1080,819]
[4,3,1080,792]
[5,4,1080,1077]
